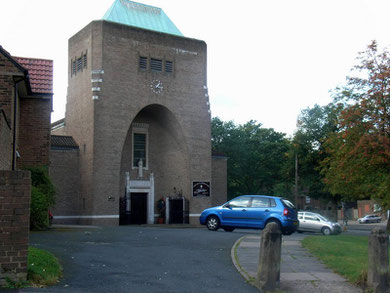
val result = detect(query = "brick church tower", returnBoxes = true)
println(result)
[51,0,227,225]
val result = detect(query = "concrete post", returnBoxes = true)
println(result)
[256,222,282,292]
[368,228,389,293]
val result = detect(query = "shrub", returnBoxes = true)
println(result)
[25,166,55,230]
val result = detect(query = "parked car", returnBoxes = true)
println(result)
[298,211,341,235]
[199,195,299,235]
[358,214,381,224]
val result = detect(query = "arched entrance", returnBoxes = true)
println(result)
[119,104,190,224]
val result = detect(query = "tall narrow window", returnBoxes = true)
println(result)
[133,133,147,167]
[83,53,87,69]
[165,60,173,73]
[139,56,147,70]
[150,58,162,72]
[77,57,82,72]
[72,60,76,76]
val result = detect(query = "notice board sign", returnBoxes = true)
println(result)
[192,181,210,197]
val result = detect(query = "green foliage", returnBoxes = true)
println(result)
[211,117,290,199]
[2,277,29,289]
[288,104,338,203]
[30,187,50,230]
[320,41,390,208]
[25,166,55,230]
[27,247,62,286]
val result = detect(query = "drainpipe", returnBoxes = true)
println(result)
[12,77,25,170]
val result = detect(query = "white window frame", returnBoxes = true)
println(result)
[132,123,149,170]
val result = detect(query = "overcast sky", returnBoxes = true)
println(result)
[2,0,390,136]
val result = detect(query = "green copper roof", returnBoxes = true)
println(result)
[103,0,183,37]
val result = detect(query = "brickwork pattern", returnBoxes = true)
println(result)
[18,98,51,168]
[0,110,12,170]
[0,170,31,286]
[50,149,81,223]
[0,54,18,121]
[0,54,17,171]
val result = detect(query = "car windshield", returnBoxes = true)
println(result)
[317,214,330,222]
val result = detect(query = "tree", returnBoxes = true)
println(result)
[320,41,390,223]
[25,166,56,230]
[211,117,290,199]
[286,104,338,209]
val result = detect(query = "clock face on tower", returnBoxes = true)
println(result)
[150,79,163,94]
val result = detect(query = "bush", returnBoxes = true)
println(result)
[30,187,49,230]
[25,166,55,230]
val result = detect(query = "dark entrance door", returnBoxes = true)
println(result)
[130,193,147,224]
[169,198,183,224]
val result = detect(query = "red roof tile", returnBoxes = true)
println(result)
[14,57,53,94]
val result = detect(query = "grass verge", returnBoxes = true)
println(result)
[1,247,62,289]
[301,234,376,285]
[27,247,62,287]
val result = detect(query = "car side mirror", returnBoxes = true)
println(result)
[224,204,231,209]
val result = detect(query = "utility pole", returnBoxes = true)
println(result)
[294,154,299,209]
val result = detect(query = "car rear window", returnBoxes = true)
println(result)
[281,199,295,209]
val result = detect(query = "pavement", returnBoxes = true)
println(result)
[232,232,364,293]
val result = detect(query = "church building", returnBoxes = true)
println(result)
[51,0,227,225]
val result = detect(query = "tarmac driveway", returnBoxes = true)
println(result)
[22,226,258,293]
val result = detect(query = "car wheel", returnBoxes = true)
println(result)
[266,219,282,232]
[322,227,331,236]
[223,227,235,232]
[206,216,220,231]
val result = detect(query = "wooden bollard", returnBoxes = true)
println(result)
[256,222,282,291]
[368,228,389,293]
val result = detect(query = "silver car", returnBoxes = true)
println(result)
[298,211,342,235]
[358,214,381,223]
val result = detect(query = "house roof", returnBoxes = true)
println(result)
[103,0,183,37]
[0,45,31,92]
[14,57,53,95]
[51,135,79,150]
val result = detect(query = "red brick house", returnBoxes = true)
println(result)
[0,45,53,286]
[0,45,53,170]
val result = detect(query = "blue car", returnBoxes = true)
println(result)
[199,195,299,235]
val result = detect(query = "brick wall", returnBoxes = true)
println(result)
[0,170,31,286]
[0,53,18,171]
[18,98,51,168]
[50,148,81,224]
[0,110,12,170]
[0,54,17,121]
